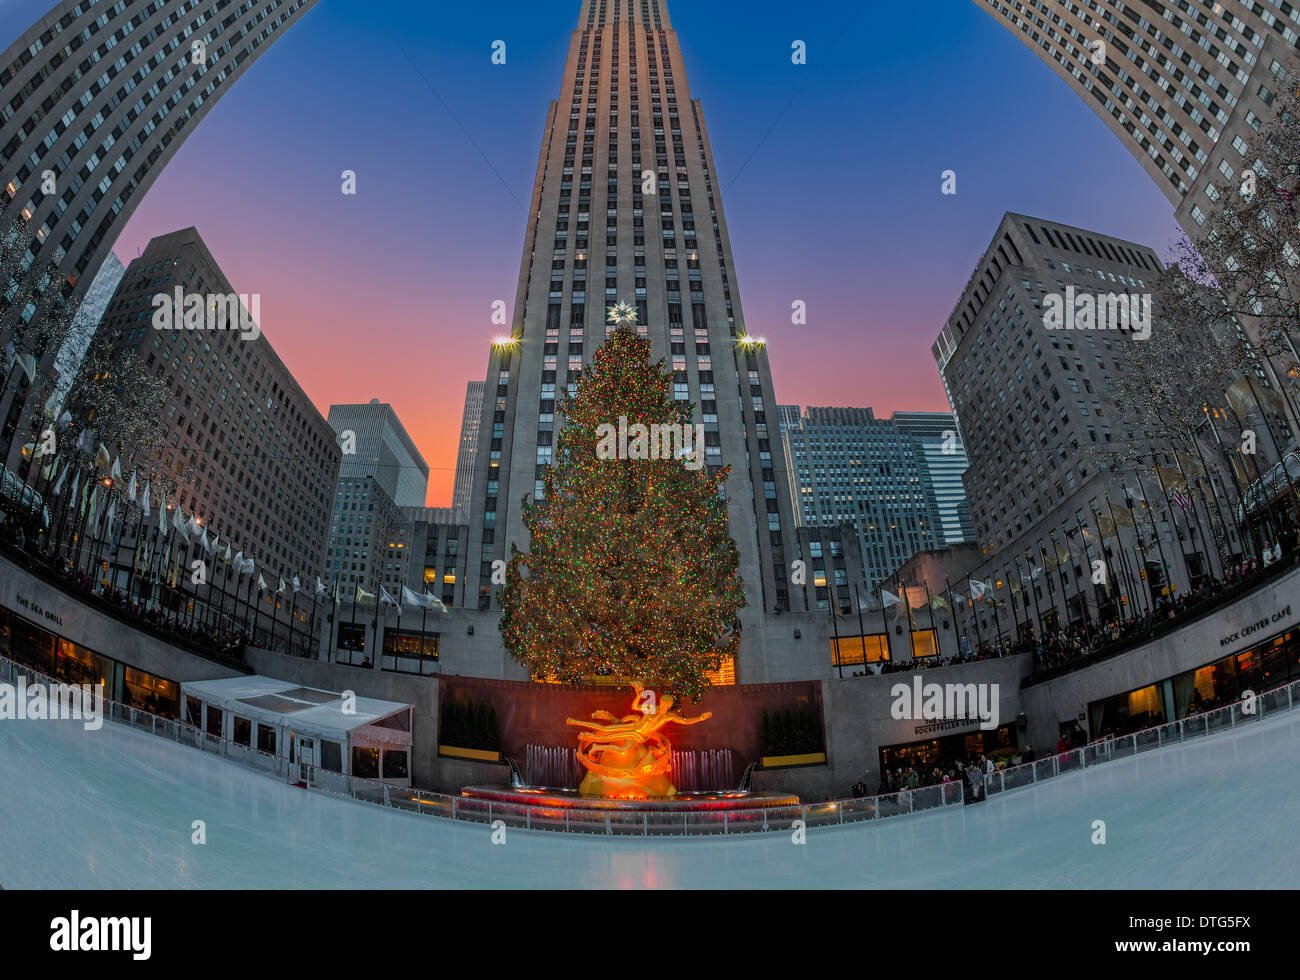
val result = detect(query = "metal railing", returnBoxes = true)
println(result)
[2,651,1295,838]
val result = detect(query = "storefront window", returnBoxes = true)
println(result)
[257,724,276,754]
[233,717,252,747]
[910,629,939,659]
[382,749,409,780]
[351,746,380,779]
[831,634,889,666]
[205,705,223,737]
[320,740,342,773]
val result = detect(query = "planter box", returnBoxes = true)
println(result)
[438,745,501,763]
[760,751,827,769]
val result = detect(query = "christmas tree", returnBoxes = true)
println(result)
[499,307,745,701]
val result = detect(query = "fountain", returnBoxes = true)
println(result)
[462,685,799,812]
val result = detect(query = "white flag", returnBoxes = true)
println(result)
[315,576,327,596]
[277,577,287,595]
[292,575,301,594]
[355,586,376,605]
[127,471,137,502]
[141,480,151,518]
[257,573,268,592]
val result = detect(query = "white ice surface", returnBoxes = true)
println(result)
[2,707,1298,889]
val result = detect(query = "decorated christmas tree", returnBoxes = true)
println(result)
[499,304,745,702]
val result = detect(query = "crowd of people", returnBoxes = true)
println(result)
[851,724,1094,801]
[852,542,1294,682]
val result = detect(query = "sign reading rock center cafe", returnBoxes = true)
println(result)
[1220,605,1293,649]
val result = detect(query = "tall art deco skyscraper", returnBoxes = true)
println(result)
[461,0,803,680]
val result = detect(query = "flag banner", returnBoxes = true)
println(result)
[52,463,68,497]
[1174,451,1206,479]
[1171,487,1193,514]
[401,585,437,610]
[277,578,287,595]
[94,444,111,470]
[380,587,400,613]
[127,472,137,502]
[930,594,951,612]
[904,585,927,609]
[1111,506,1135,528]
[315,577,328,596]
[880,589,901,607]
[141,481,151,518]
[356,586,376,604]
[110,456,122,481]
[1096,512,1117,538]
[292,575,301,594]
[257,573,267,592]
[1155,466,1187,493]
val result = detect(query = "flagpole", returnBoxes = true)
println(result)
[1133,470,1173,605]
[1152,461,1193,591]
[1002,565,1021,642]
[945,576,960,656]
[1121,485,1148,610]
[1043,537,1067,634]
[964,574,982,653]
[1206,403,1259,560]
[308,588,319,660]
[330,573,340,661]
[921,577,936,649]
[1073,516,1103,626]
[1190,419,1239,567]
[877,581,890,663]
[289,584,299,657]
[1102,496,1139,617]
[853,582,868,670]
[1221,394,1277,548]
[1021,553,1046,640]
[829,591,843,679]
[899,578,916,661]
[1175,444,1221,576]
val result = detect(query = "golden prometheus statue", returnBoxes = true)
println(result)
[566,683,711,799]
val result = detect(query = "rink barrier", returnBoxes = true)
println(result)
[1,652,1295,838]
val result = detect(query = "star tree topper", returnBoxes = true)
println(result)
[607,301,638,328]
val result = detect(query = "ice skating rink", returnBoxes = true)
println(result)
[2,706,1297,889]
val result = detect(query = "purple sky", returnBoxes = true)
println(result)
[5,0,1185,505]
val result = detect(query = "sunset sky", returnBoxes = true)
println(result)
[6,0,1184,506]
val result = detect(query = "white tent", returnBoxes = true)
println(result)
[179,675,414,789]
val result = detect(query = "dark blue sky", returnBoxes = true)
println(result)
[4,0,1184,503]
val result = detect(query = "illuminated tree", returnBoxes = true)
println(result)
[499,319,745,701]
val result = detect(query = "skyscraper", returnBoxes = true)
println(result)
[1,0,319,306]
[94,226,340,579]
[48,250,125,411]
[973,1,1294,253]
[327,401,430,508]
[459,0,801,680]
[892,411,974,548]
[451,381,484,521]
[782,406,947,589]
[933,212,1232,627]
[0,0,320,470]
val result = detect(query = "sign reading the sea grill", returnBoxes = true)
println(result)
[1220,605,1292,648]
